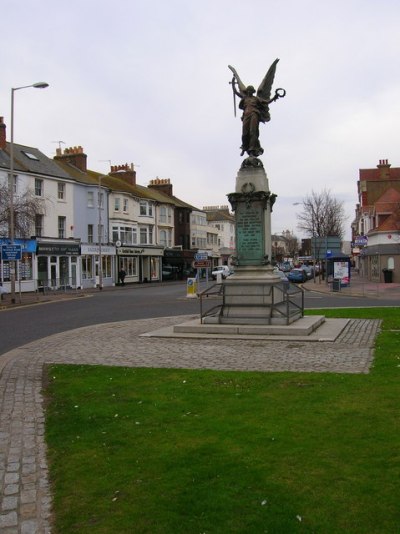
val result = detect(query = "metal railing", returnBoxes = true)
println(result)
[36,278,81,294]
[198,281,304,325]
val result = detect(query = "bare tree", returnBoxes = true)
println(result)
[0,182,45,238]
[296,189,346,239]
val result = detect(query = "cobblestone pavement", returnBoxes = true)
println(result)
[0,314,381,533]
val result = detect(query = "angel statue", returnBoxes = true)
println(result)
[228,59,286,158]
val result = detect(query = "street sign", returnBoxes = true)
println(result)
[194,253,208,261]
[192,260,211,269]
[1,244,22,261]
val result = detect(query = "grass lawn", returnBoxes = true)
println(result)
[44,308,400,533]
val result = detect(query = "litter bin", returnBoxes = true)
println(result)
[382,269,393,283]
[332,278,341,292]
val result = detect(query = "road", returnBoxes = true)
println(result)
[0,281,397,356]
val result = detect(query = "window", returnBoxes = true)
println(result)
[35,214,43,237]
[58,182,65,200]
[160,206,167,223]
[88,224,94,243]
[140,227,147,244]
[159,229,172,247]
[35,179,43,197]
[22,151,39,161]
[98,191,104,209]
[115,197,120,211]
[87,191,94,207]
[58,216,66,239]
[112,225,137,245]
[140,200,153,217]
[123,198,128,212]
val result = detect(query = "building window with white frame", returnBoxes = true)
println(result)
[58,216,66,239]
[58,182,65,200]
[114,197,120,212]
[123,198,128,212]
[87,191,94,207]
[140,200,153,217]
[35,178,43,197]
[159,229,172,247]
[88,224,94,243]
[140,225,154,245]
[35,214,43,237]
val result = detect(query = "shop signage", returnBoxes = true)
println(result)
[354,236,368,246]
[117,246,163,256]
[81,244,116,255]
[36,243,80,255]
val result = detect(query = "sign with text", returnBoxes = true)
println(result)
[1,244,22,261]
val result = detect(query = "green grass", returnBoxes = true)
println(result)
[44,308,400,533]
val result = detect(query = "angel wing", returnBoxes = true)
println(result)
[228,65,247,95]
[257,58,279,123]
[257,58,279,100]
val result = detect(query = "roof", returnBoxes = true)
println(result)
[370,213,400,233]
[374,187,400,213]
[0,143,71,179]
[206,211,235,223]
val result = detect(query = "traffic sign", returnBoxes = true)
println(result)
[194,253,208,261]
[192,260,211,269]
[1,244,22,261]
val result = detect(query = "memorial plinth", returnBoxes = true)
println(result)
[204,158,302,326]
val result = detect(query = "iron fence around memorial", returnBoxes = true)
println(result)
[198,281,304,325]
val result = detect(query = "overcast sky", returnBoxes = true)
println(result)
[2,0,400,240]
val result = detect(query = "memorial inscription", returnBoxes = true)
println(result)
[236,203,265,264]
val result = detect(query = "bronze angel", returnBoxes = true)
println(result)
[229,59,285,158]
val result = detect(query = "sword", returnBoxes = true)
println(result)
[229,77,237,117]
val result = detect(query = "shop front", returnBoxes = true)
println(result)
[162,248,197,280]
[36,239,81,290]
[116,246,163,284]
[0,238,37,293]
[81,244,116,289]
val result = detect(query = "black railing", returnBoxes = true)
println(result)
[198,281,304,325]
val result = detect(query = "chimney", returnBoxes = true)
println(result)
[0,117,6,150]
[148,177,173,197]
[377,159,391,180]
[109,163,136,186]
[54,145,87,172]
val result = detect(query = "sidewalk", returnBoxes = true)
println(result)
[303,270,400,300]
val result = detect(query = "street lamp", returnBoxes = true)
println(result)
[98,176,105,290]
[9,82,49,303]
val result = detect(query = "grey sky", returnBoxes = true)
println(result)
[2,0,400,240]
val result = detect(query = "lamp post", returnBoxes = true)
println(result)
[9,82,49,304]
[98,176,105,290]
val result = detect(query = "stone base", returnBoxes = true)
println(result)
[206,270,302,325]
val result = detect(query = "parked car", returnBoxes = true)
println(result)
[287,268,308,283]
[299,264,313,279]
[273,268,290,288]
[211,265,232,280]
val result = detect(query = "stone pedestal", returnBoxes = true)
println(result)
[203,158,302,325]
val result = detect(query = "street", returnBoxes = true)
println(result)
[0,281,398,356]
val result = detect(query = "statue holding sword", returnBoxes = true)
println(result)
[229,59,286,158]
